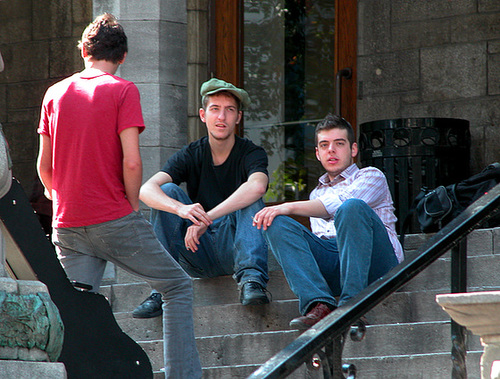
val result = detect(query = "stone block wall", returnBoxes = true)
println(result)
[187,0,210,142]
[357,0,500,172]
[2,0,499,192]
[94,0,191,186]
[0,0,92,192]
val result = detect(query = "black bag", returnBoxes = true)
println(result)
[400,162,500,246]
[416,162,500,233]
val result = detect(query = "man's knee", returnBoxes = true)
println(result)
[336,199,371,219]
[155,272,193,299]
[262,215,294,241]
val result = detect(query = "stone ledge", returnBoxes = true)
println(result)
[0,360,67,379]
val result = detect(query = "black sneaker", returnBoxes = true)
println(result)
[132,292,163,318]
[240,282,270,306]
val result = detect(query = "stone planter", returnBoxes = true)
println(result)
[0,277,64,362]
[436,291,500,379]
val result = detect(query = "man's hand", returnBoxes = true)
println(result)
[178,203,212,227]
[185,223,208,252]
[253,203,291,231]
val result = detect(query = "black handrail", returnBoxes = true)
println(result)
[249,183,500,378]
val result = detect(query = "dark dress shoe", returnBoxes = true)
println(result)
[240,282,270,306]
[132,292,163,318]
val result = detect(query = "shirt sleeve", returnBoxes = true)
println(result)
[318,168,389,217]
[117,83,145,135]
[244,144,269,177]
[37,89,53,136]
[162,148,190,185]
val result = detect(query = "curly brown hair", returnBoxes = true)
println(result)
[78,13,128,64]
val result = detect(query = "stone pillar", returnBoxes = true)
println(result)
[93,0,189,189]
[437,291,500,379]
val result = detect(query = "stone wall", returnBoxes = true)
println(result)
[2,1,499,191]
[187,0,210,143]
[357,0,500,173]
[93,0,193,187]
[0,1,92,192]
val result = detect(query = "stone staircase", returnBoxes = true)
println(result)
[100,227,500,378]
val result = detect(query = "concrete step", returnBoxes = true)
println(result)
[102,226,498,288]
[101,269,296,313]
[203,351,483,379]
[400,254,500,293]
[138,320,482,372]
[102,251,500,318]
[102,227,499,378]
[202,362,321,379]
[331,351,482,379]
[116,287,457,341]
[116,299,299,340]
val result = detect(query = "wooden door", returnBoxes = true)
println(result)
[211,0,357,132]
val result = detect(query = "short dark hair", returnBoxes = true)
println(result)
[315,113,355,146]
[202,90,242,111]
[78,13,128,64]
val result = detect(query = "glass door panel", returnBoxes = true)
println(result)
[243,0,336,202]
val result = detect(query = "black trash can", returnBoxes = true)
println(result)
[358,118,471,234]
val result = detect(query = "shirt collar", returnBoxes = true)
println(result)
[318,163,359,186]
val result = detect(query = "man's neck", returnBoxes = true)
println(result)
[208,134,236,166]
[84,58,120,75]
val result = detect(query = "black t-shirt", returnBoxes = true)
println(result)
[162,135,268,211]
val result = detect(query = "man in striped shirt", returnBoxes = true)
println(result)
[253,113,403,329]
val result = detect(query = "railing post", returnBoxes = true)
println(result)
[450,239,467,379]
[329,333,345,378]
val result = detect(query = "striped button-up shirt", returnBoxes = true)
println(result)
[310,164,404,263]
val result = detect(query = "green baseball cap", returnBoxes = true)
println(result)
[200,78,250,109]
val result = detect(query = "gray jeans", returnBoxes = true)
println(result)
[53,211,201,379]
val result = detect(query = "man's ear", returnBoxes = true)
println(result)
[118,52,127,65]
[199,108,206,123]
[351,142,359,158]
[315,147,320,161]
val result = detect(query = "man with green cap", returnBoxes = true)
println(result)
[133,78,270,318]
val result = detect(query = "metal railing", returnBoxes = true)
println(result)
[249,183,500,378]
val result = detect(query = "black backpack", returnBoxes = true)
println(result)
[400,162,500,246]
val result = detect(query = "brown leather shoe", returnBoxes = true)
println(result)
[289,303,333,330]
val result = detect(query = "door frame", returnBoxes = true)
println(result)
[210,0,357,134]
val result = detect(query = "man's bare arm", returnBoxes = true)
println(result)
[37,134,53,200]
[184,171,268,251]
[206,171,268,221]
[140,171,212,226]
[120,127,142,211]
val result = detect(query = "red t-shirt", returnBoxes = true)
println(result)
[38,70,145,228]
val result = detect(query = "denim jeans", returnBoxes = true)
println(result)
[150,183,269,288]
[53,211,202,379]
[263,199,398,315]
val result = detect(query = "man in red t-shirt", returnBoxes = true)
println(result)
[37,13,201,378]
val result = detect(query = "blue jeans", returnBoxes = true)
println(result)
[151,183,269,288]
[263,199,398,315]
[53,211,202,379]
